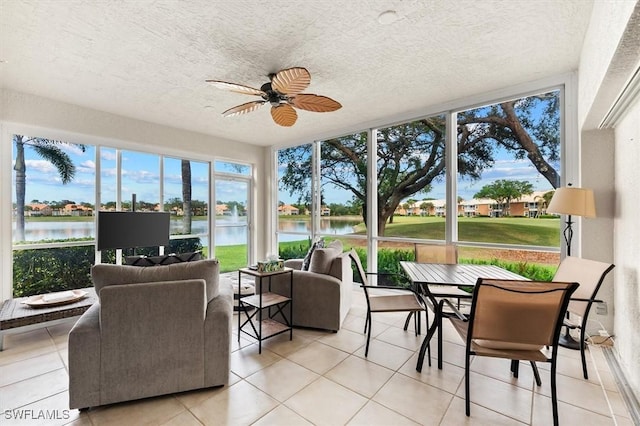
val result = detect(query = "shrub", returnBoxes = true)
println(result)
[13,244,94,297]
[279,240,311,260]
[13,237,205,297]
[460,257,556,281]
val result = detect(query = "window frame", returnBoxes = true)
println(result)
[272,75,579,272]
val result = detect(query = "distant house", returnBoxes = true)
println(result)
[25,203,53,216]
[215,204,227,216]
[278,204,299,215]
[507,191,549,218]
[320,205,331,216]
[59,203,93,216]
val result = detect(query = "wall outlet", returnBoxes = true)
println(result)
[596,301,608,315]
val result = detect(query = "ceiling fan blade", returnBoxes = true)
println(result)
[271,104,297,127]
[206,80,265,96]
[289,94,342,112]
[222,101,266,117]
[271,67,311,95]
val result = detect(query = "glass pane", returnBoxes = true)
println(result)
[277,144,312,240]
[377,116,446,240]
[121,150,159,211]
[456,90,561,248]
[318,133,367,233]
[100,147,117,211]
[215,179,248,272]
[164,158,209,236]
[12,134,96,244]
[278,233,312,260]
[215,160,251,176]
[13,245,95,297]
[458,245,559,280]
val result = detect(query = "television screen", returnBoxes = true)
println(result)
[97,211,170,250]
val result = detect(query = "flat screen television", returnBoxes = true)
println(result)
[97,211,170,251]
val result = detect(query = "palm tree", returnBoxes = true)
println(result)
[13,135,85,241]
[534,190,555,216]
[181,159,192,234]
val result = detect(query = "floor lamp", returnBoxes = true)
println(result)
[547,185,596,349]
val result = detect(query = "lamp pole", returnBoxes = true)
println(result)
[563,214,574,256]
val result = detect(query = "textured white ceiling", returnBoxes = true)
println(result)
[0,0,593,147]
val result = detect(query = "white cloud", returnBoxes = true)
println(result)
[101,168,118,177]
[59,143,86,156]
[25,159,57,174]
[77,160,96,174]
[101,151,117,161]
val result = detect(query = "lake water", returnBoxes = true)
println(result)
[13,217,360,246]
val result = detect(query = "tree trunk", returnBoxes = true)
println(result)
[181,160,192,234]
[501,102,561,188]
[13,136,26,242]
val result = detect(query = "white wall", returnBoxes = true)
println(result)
[613,96,640,397]
[578,0,640,400]
[0,89,269,300]
[578,0,638,129]
[581,129,615,334]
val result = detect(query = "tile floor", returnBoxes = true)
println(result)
[0,286,633,425]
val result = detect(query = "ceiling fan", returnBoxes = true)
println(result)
[206,67,342,127]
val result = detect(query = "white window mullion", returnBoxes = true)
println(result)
[446,112,458,244]
[159,156,165,256]
[115,149,122,264]
[210,164,216,259]
[94,146,102,265]
[312,141,321,238]
[367,128,378,276]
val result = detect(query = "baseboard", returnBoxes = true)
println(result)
[603,346,640,424]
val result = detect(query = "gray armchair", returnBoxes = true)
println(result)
[68,259,233,409]
[256,242,353,332]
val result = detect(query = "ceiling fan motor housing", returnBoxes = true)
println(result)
[260,82,286,106]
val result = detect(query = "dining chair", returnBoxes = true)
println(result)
[414,243,458,264]
[552,256,615,379]
[413,243,470,311]
[348,249,428,357]
[449,278,578,426]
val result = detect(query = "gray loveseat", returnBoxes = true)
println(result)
[68,259,232,409]
[256,241,353,332]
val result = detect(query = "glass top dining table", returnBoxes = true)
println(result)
[400,261,527,372]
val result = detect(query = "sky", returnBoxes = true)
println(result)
[11,142,247,207]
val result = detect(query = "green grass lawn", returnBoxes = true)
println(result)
[364,216,560,247]
[213,244,248,273]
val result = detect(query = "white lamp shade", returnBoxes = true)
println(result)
[547,187,596,218]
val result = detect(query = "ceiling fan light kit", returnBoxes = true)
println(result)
[207,67,341,127]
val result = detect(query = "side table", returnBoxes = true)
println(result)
[0,287,97,350]
[237,267,293,353]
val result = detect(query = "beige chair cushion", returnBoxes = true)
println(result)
[92,259,220,302]
[473,339,543,351]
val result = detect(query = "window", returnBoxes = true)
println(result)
[275,87,564,275]
[456,90,561,265]
[12,135,96,244]
[277,144,313,258]
[12,137,215,296]
[318,132,367,240]
[215,178,249,272]
[376,116,447,240]
[12,134,97,296]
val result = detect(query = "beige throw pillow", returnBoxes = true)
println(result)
[308,240,343,274]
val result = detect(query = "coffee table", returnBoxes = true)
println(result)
[0,287,97,350]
